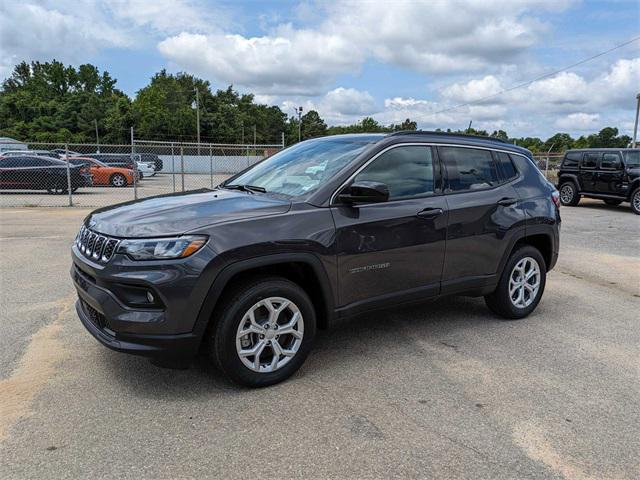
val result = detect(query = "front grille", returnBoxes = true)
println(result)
[80,298,106,329]
[75,226,119,263]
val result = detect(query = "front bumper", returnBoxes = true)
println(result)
[71,242,219,361]
[75,297,200,359]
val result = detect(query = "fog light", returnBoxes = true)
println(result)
[146,291,155,303]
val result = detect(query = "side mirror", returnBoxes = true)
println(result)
[338,180,389,204]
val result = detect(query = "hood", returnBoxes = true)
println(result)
[87,188,291,237]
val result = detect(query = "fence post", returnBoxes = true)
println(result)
[131,127,138,200]
[209,143,214,189]
[545,156,549,179]
[180,146,185,192]
[171,143,176,193]
[65,142,73,206]
[281,131,285,149]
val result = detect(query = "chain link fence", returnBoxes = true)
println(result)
[0,139,284,207]
[532,153,564,184]
[1,138,565,208]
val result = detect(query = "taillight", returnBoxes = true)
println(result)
[552,190,560,208]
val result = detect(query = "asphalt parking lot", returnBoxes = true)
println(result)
[1,199,638,479]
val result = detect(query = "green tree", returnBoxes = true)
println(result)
[0,60,130,142]
[543,133,574,153]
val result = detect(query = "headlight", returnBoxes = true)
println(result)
[117,235,207,260]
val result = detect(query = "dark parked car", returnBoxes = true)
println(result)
[72,132,560,387]
[0,156,92,193]
[558,148,640,214]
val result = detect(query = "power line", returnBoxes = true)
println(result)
[432,35,640,116]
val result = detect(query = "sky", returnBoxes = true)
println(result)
[0,0,639,138]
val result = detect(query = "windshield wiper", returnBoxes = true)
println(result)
[222,184,267,193]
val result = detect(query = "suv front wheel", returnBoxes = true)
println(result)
[559,181,580,206]
[209,276,317,387]
[485,245,547,319]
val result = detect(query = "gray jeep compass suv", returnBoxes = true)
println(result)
[71,132,561,387]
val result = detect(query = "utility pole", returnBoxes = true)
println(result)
[296,106,303,143]
[253,125,256,146]
[94,119,100,152]
[194,87,201,154]
[241,122,244,144]
[633,93,640,148]
[466,120,473,133]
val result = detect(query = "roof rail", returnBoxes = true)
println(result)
[388,130,510,144]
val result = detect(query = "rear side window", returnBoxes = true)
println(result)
[495,152,518,181]
[582,152,599,169]
[601,153,621,169]
[562,152,581,168]
[354,146,434,200]
[439,147,499,192]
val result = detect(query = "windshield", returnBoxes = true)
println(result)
[623,151,640,167]
[225,138,373,197]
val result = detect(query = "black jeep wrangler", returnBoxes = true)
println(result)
[72,132,560,387]
[557,148,640,214]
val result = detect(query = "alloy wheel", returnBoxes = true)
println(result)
[560,184,574,204]
[112,174,125,187]
[509,257,541,309]
[235,297,304,373]
[633,190,640,212]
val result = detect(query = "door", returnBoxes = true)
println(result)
[580,152,599,193]
[332,145,447,307]
[597,152,624,194]
[438,146,525,288]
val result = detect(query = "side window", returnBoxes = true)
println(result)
[582,152,599,169]
[0,158,22,168]
[353,146,434,200]
[495,152,518,181]
[439,147,499,192]
[562,152,581,168]
[601,153,621,170]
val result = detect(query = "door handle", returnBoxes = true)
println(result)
[417,207,444,218]
[497,197,518,206]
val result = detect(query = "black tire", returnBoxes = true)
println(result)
[631,187,640,215]
[208,276,316,387]
[559,181,580,206]
[46,182,67,194]
[604,199,622,206]
[485,245,547,320]
[110,173,127,187]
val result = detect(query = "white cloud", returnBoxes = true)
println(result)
[158,29,363,95]
[322,88,375,116]
[157,0,574,94]
[107,0,228,34]
[441,76,504,104]
[276,87,376,125]
[0,1,130,79]
[555,113,600,130]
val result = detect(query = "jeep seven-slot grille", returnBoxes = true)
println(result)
[76,226,119,263]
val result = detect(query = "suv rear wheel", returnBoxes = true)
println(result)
[559,181,580,206]
[631,187,640,215]
[209,276,316,387]
[485,245,547,319]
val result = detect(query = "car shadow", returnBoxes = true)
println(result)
[575,199,633,214]
[101,295,504,398]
